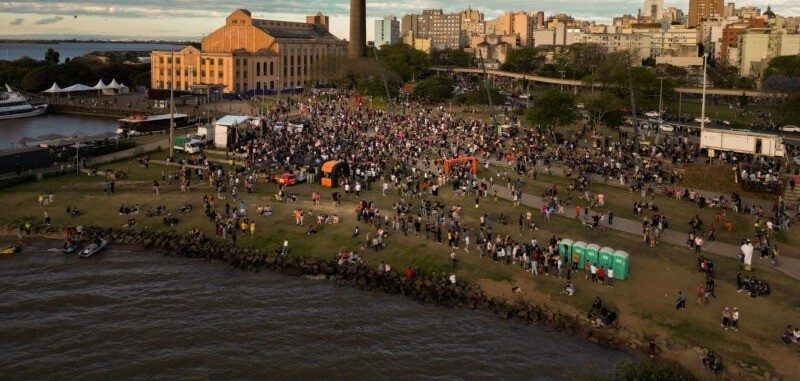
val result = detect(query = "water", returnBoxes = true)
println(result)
[0,42,186,62]
[0,244,629,379]
[0,114,117,149]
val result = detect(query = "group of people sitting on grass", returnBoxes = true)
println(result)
[588,297,618,327]
[735,273,770,297]
[782,325,800,345]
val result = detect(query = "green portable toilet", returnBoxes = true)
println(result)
[599,247,614,269]
[585,244,600,266]
[612,250,630,280]
[558,238,574,262]
[572,241,586,269]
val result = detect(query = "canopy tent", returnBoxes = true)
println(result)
[42,83,63,93]
[62,84,94,92]
[102,78,130,95]
[92,80,108,90]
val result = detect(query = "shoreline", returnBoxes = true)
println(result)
[3,227,683,375]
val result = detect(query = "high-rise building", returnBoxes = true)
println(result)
[150,9,346,93]
[402,9,465,50]
[374,16,400,47]
[497,11,537,46]
[643,0,664,19]
[723,2,736,18]
[689,0,724,27]
[460,8,485,37]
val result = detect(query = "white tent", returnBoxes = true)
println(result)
[63,84,93,92]
[42,82,63,93]
[92,80,107,90]
[106,79,122,89]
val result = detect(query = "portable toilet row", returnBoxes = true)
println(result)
[557,239,630,280]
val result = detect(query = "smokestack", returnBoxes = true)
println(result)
[349,0,366,58]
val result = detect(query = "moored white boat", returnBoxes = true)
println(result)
[0,84,48,120]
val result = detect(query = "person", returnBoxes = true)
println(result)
[562,281,575,296]
[249,220,255,237]
[731,307,739,331]
[676,291,686,310]
[43,209,51,226]
[352,225,360,238]
[404,266,415,278]
[596,266,606,284]
[606,268,614,286]
[721,306,731,329]
[590,262,598,283]
[449,273,457,285]
[282,239,288,255]
[450,251,457,268]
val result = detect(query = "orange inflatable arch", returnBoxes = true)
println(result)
[443,156,478,175]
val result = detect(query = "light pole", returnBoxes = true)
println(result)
[658,76,664,114]
[700,52,708,133]
[559,70,566,92]
[169,50,175,159]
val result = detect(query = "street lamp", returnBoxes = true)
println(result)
[700,52,709,132]
[658,76,664,115]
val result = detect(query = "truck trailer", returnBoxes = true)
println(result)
[700,128,785,158]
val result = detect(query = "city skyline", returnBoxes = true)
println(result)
[1,0,799,42]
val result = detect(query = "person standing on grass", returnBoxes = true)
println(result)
[249,220,255,237]
[607,268,614,286]
[676,291,686,310]
[722,306,731,329]
[731,307,740,331]
[596,266,606,284]
[44,209,51,226]
[608,211,614,225]
[590,262,598,283]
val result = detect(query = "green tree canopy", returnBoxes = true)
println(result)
[500,47,543,73]
[764,55,800,78]
[432,48,471,67]
[525,90,577,129]
[20,66,56,92]
[44,48,60,65]
[777,91,800,126]
[584,92,625,129]
[454,87,505,105]
[375,43,430,82]
[412,75,454,101]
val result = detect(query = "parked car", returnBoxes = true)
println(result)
[644,110,661,118]
[694,117,711,123]
[275,172,307,186]
[658,124,675,132]
[781,125,800,132]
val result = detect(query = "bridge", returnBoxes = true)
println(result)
[431,67,784,98]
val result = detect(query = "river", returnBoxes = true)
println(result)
[0,114,117,149]
[0,243,629,379]
[0,42,186,62]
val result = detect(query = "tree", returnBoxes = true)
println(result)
[762,74,800,94]
[525,90,577,129]
[777,91,800,126]
[454,87,505,105]
[20,65,55,92]
[375,43,430,82]
[764,55,800,78]
[500,47,542,73]
[44,48,60,65]
[584,92,624,129]
[432,48,471,67]
[412,75,454,101]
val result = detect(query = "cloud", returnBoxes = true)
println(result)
[35,15,64,25]
[10,18,24,25]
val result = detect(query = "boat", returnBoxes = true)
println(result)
[117,113,191,134]
[63,243,78,254]
[0,84,48,120]
[0,245,21,255]
[79,238,108,258]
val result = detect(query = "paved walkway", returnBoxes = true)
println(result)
[495,178,800,281]
[418,161,800,280]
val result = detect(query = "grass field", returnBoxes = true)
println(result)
[3,150,799,379]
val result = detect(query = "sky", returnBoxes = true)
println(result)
[0,0,798,41]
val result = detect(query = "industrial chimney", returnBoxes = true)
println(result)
[349,0,366,57]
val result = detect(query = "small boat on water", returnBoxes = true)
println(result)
[79,238,107,258]
[63,243,78,255]
[0,245,21,255]
[0,84,47,120]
